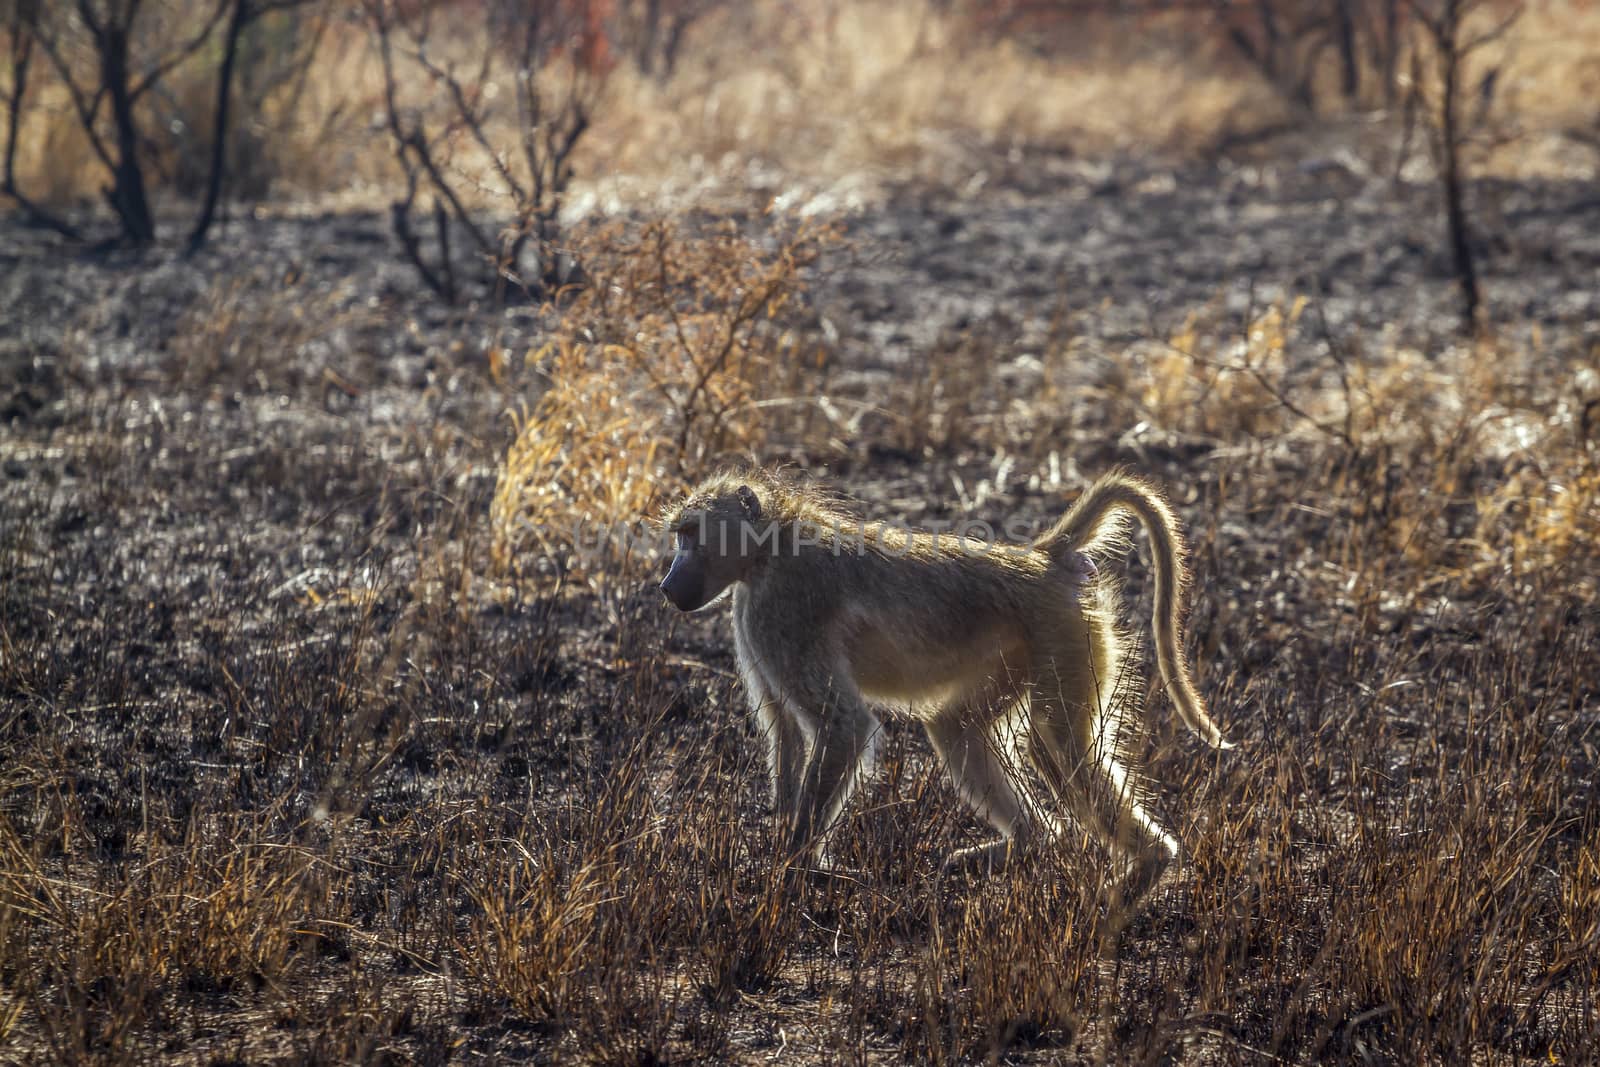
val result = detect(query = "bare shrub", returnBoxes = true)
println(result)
[610,0,724,82]
[184,0,325,251]
[488,216,838,602]
[0,0,324,246]
[1,1,82,237]
[968,1,1400,113]
[1399,0,1523,331]
[363,0,611,303]
[1138,296,1312,443]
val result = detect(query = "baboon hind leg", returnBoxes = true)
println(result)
[1026,684,1177,893]
[926,700,1051,876]
[1092,751,1178,902]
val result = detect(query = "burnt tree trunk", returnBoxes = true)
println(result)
[188,0,249,253]
[1381,0,1401,105]
[1436,1,1482,330]
[100,21,155,245]
[1335,0,1359,102]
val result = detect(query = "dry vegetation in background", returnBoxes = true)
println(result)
[9,0,1600,216]
[3,0,1600,1063]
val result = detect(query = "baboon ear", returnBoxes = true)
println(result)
[736,484,762,521]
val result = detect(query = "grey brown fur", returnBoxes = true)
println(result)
[659,468,1229,892]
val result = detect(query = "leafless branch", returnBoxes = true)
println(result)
[364,0,609,304]
[128,0,229,101]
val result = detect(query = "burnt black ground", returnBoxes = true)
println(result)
[3,141,1599,1063]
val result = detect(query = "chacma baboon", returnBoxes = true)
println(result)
[659,469,1229,892]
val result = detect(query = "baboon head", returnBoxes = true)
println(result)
[660,481,765,612]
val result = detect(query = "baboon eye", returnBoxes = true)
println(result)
[675,528,697,551]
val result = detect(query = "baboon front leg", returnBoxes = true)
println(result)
[925,705,1048,876]
[735,633,812,828]
[788,691,880,861]
[754,697,809,825]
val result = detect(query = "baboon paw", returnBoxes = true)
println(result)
[1116,853,1172,908]
[938,840,1018,880]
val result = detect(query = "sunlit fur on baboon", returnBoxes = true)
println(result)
[659,469,1229,894]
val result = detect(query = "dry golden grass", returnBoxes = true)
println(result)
[1469,1,1600,178]
[583,3,1278,205]
[1138,296,1312,442]
[11,0,1600,214]
[1125,300,1600,601]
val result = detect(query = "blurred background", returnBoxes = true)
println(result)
[7,0,1598,235]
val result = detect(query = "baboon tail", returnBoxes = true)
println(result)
[1036,473,1232,750]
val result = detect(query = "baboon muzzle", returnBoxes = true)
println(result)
[659,556,707,612]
